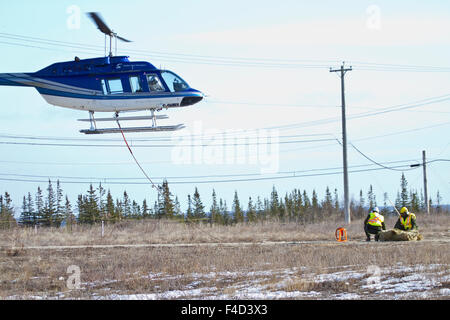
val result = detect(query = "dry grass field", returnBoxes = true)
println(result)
[1,214,449,300]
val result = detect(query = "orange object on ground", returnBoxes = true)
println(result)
[335,227,348,242]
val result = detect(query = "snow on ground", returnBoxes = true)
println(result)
[7,263,450,300]
[94,263,450,300]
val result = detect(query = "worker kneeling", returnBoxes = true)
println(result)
[364,207,386,242]
[377,207,423,241]
[394,207,418,231]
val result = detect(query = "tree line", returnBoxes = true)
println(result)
[0,173,446,228]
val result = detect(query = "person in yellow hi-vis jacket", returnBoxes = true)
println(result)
[364,207,386,241]
[394,207,418,231]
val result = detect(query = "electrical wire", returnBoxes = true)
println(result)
[349,142,417,172]
[0,163,423,185]
[2,32,450,72]
[0,158,424,181]
[0,138,336,148]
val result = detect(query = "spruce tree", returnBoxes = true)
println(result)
[142,198,149,219]
[356,189,365,219]
[77,194,85,223]
[435,190,442,213]
[399,173,409,208]
[173,196,182,219]
[333,188,340,214]
[160,180,174,219]
[122,190,131,219]
[256,196,264,221]
[192,187,206,221]
[20,195,34,226]
[210,189,221,224]
[283,193,291,221]
[232,190,244,223]
[410,189,420,213]
[105,190,115,222]
[186,194,193,220]
[0,192,16,229]
[322,186,333,216]
[64,195,76,230]
[219,198,230,225]
[292,189,303,223]
[116,199,124,221]
[43,180,56,227]
[85,184,100,223]
[55,180,64,226]
[270,186,280,218]
[311,190,319,222]
[247,196,256,223]
[302,190,311,224]
[131,200,141,219]
[367,184,376,210]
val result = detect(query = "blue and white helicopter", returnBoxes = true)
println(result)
[0,12,203,134]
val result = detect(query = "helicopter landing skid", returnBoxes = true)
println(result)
[80,124,185,134]
[79,110,184,134]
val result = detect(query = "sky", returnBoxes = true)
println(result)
[0,0,449,217]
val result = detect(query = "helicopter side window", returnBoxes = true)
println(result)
[146,74,165,92]
[129,76,143,93]
[160,71,189,92]
[100,79,108,95]
[106,78,124,94]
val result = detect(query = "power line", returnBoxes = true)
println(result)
[2,32,450,72]
[0,158,421,181]
[0,132,333,143]
[0,163,422,185]
[349,142,417,172]
[0,137,336,148]
[263,93,450,132]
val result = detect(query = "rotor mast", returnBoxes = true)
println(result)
[87,12,131,57]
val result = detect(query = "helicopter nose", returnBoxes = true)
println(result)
[180,89,203,106]
[181,94,203,106]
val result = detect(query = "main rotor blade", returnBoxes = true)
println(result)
[87,12,113,36]
[116,35,132,43]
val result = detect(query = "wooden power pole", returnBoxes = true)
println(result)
[330,63,352,224]
[411,150,430,214]
[422,150,430,214]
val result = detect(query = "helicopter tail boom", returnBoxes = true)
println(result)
[0,73,34,87]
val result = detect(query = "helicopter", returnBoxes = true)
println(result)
[0,12,203,134]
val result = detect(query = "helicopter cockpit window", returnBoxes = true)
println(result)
[160,71,189,92]
[129,76,143,93]
[106,78,124,94]
[147,74,165,92]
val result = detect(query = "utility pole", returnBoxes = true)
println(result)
[330,63,352,224]
[410,150,430,214]
[422,150,430,215]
